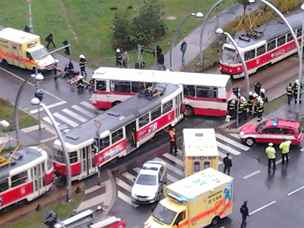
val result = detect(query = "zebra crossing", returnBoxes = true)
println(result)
[115,132,249,207]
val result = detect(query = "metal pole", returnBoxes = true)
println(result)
[39,102,72,201]
[26,0,33,33]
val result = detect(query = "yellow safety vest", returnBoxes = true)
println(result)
[279,141,291,154]
[265,146,276,159]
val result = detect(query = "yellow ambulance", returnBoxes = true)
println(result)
[183,128,219,176]
[145,168,233,228]
[0,28,56,70]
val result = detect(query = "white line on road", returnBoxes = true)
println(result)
[84,185,104,195]
[242,170,261,180]
[216,133,250,151]
[116,178,132,192]
[216,141,241,155]
[249,201,276,216]
[121,172,136,182]
[288,185,304,196]
[229,133,240,139]
[117,191,138,208]
[71,105,95,118]
[62,108,87,122]
[42,116,60,126]
[162,153,184,167]
[153,157,184,177]
[30,101,66,114]
[80,101,96,110]
[53,112,79,127]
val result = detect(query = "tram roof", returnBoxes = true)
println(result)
[0,147,44,180]
[60,83,181,147]
[93,67,231,88]
[231,11,303,49]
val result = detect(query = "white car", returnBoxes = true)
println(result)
[131,160,167,204]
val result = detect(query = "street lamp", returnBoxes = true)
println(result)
[31,72,44,132]
[30,96,72,202]
[216,28,250,97]
[26,0,33,33]
[169,11,204,70]
[248,0,303,106]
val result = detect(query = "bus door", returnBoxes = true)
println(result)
[126,121,137,148]
[31,163,44,195]
[81,146,93,177]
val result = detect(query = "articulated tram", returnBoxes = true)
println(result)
[219,11,304,79]
[0,147,54,210]
[53,83,183,181]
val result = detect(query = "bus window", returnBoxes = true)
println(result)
[139,113,150,128]
[69,151,78,163]
[0,178,9,192]
[151,106,161,121]
[162,100,173,113]
[99,136,110,150]
[257,45,266,56]
[96,80,106,91]
[111,128,123,144]
[277,35,286,46]
[267,39,276,51]
[131,82,145,92]
[183,85,195,96]
[196,86,217,98]
[244,49,255,61]
[11,171,28,187]
[111,81,131,93]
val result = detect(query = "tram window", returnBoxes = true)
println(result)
[151,106,161,121]
[99,136,110,150]
[162,100,173,113]
[69,151,78,163]
[96,80,106,91]
[267,39,276,51]
[112,129,123,144]
[287,33,292,41]
[183,85,195,96]
[131,82,145,93]
[277,35,286,46]
[196,86,217,98]
[257,45,266,56]
[139,113,150,128]
[54,150,65,163]
[110,80,131,92]
[11,171,28,187]
[297,28,302,37]
[0,178,9,192]
[244,49,255,61]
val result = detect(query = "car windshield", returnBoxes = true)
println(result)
[256,121,267,132]
[222,46,240,64]
[152,203,177,225]
[29,47,49,60]
[136,174,156,186]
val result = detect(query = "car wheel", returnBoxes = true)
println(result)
[245,137,255,147]
[211,216,221,226]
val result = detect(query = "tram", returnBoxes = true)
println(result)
[53,83,183,180]
[0,147,54,210]
[219,11,304,79]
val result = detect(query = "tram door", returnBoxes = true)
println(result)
[175,93,182,118]
[126,121,137,148]
[31,163,44,195]
[81,146,92,177]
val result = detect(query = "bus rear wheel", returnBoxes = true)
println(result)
[184,105,193,117]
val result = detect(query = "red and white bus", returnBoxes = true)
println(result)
[90,67,232,117]
[53,83,183,180]
[0,147,54,210]
[219,11,304,79]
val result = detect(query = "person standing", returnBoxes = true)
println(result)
[79,54,87,79]
[180,41,187,66]
[279,140,291,165]
[240,201,249,228]
[265,143,276,172]
[292,80,301,104]
[45,33,56,49]
[227,99,237,119]
[167,127,177,156]
[260,88,268,103]
[122,50,129,68]
[255,98,264,122]
[115,48,123,67]
[247,92,254,116]
[286,83,293,105]
[223,153,232,175]
[254,81,262,95]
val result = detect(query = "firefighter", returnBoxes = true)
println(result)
[265,143,276,172]
[286,83,293,105]
[115,48,123,67]
[292,80,301,104]
[239,96,247,122]
[167,127,177,156]
[227,99,237,119]
[247,91,254,116]
[279,140,291,165]
[255,97,264,122]
[254,81,262,95]
[79,54,87,79]
[260,88,268,103]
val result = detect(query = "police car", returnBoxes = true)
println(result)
[240,118,304,146]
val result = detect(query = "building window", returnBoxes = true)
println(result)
[244,49,255,61]
[183,85,195,96]
[0,178,9,192]
[69,151,78,163]
[11,171,28,187]
[257,45,266,56]
[267,39,276,51]
[139,113,150,128]
[277,35,286,46]
[151,106,161,121]
[112,128,123,144]
[162,100,173,113]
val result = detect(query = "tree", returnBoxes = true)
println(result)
[112,10,131,50]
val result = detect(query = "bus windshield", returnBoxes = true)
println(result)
[152,203,177,225]
[222,47,240,64]
[29,47,49,60]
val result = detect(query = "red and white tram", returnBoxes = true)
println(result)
[0,147,54,210]
[90,67,232,117]
[53,83,183,180]
[219,11,304,79]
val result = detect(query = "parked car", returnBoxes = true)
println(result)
[240,118,304,146]
[131,160,167,204]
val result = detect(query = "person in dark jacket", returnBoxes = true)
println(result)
[223,153,232,175]
[79,54,87,79]
[254,81,262,95]
[45,33,56,49]
[240,201,249,228]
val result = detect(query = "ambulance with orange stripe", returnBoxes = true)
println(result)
[145,168,233,228]
[0,28,56,70]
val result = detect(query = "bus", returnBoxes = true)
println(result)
[219,11,304,79]
[53,83,183,181]
[0,147,54,210]
[90,67,232,117]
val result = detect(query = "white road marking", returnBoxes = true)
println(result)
[53,112,79,127]
[249,201,276,216]
[117,191,138,208]
[133,167,140,174]
[80,101,96,110]
[216,141,241,155]
[216,133,250,151]
[121,172,136,182]
[288,185,304,196]
[162,153,184,167]
[30,101,66,114]
[84,185,103,195]
[230,133,240,139]
[62,108,87,122]
[42,116,60,126]
[153,157,184,177]
[116,178,132,192]
[71,105,95,118]
[242,170,261,180]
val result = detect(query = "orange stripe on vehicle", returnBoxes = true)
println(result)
[0,50,35,65]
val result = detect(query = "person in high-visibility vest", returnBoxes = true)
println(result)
[279,140,291,164]
[286,83,293,105]
[265,143,276,172]
[167,127,177,156]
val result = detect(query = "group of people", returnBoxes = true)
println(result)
[286,80,303,105]
[115,48,129,68]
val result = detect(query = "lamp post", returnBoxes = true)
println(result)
[169,12,204,70]
[31,72,44,132]
[216,28,250,97]
[30,97,72,202]
[26,0,33,33]
[249,0,302,106]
